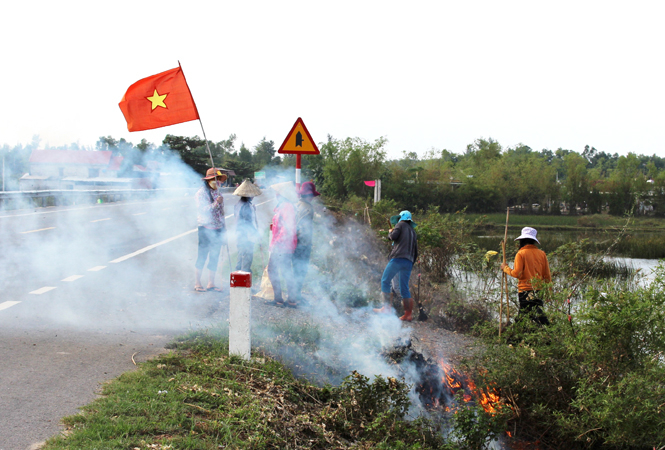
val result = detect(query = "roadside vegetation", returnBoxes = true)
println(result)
[22,133,665,449]
[42,202,665,449]
[366,204,665,449]
[43,331,449,450]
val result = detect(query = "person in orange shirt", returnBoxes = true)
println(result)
[500,227,551,325]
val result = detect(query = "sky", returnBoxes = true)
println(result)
[2,0,664,160]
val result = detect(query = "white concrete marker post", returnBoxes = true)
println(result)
[373,179,382,203]
[229,271,252,360]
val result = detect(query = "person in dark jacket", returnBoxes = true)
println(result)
[374,210,418,321]
[293,181,320,304]
[389,214,404,301]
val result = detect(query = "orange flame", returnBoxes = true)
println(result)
[437,358,502,415]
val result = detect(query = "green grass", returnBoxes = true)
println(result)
[42,328,447,450]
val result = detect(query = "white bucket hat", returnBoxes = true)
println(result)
[514,226,540,244]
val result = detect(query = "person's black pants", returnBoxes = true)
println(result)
[517,291,550,326]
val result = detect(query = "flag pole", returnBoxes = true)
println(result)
[198,119,215,169]
[178,61,215,169]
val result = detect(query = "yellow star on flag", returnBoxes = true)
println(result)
[146,89,167,110]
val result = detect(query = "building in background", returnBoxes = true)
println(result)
[19,150,160,190]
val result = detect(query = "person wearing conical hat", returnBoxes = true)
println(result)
[233,180,262,273]
[266,181,298,307]
[292,181,321,305]
[500,227,551,326]
[194,168,228,293]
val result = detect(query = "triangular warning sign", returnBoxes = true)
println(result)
[277,117,320,155]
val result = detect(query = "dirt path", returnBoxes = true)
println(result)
[196,287,477,384]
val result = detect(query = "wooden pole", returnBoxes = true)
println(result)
[505,272,510,322]
[199,119,215,170]
[499,249,504,337]
[178,61,215,169]
[504,208,510,322]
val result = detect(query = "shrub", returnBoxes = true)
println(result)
[416,207,482,281]
[467,263,665,449]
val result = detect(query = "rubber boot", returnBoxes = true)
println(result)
[373,292,393,314]
[399,298,414,321]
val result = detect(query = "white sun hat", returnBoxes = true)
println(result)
[514,226,540,244]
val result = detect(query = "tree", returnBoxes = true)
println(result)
[318,136,387,199]
[96,136,118,151]
[238,143,252,163]
[253,137,276,168]
[137,138,154,153]
[162,134,210,174]
[562,153,590,214]
[607,153,645,215]
[465,138,502,169]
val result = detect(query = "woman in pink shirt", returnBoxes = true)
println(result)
[266,181,298,307]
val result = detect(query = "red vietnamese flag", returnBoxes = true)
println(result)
[119,66,200,132]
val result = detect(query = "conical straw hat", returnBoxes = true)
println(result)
[233,179,262,197]
[270,181,298,203]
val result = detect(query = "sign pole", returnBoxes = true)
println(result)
[296,154,302,191]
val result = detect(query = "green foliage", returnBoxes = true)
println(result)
[328,371,410,434]
[317,135,387,199]
[252,136,276,168]
[468,263,665,449]
[432,293,492,333]
[373,198,399,216]
[416,208,481,280]
[448,393,508,450]
[162,134,212,174]
[44,334,446,450]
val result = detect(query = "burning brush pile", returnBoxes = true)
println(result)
[384,339,507,445]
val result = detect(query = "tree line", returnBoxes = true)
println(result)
[309,137,665,217]
[3,133,665,217]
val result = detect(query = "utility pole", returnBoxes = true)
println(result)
[2,153,5,191]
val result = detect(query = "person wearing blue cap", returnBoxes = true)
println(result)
[374,210,418,321]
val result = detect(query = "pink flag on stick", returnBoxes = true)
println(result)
[364,181,376,187]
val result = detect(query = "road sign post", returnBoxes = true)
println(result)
[277,117,320,192]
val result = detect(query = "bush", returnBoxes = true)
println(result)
[417,207,482,280]
[372,198,399,216]
[467,263,665,449]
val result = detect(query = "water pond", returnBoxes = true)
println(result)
[471,229,665,260]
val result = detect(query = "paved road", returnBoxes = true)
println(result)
[0,192,275,449]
